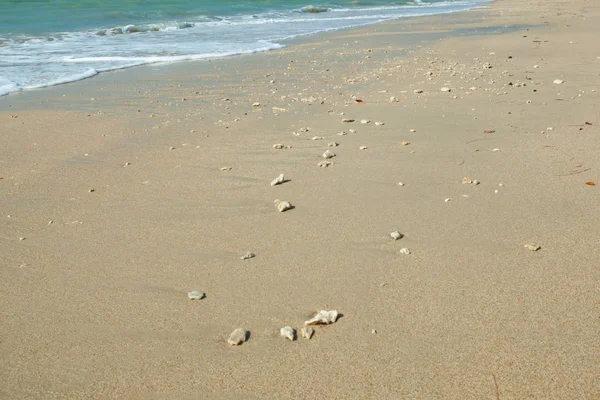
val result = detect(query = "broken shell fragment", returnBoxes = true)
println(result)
[399,248,411,255]
[553,79,564,84]
[270,173,285,186]
[524,244,541,251]
[360,119,371,124]
[274,199,294,212]
[322,150,336,159]
[228,328,248,346]
[359,146,368,150]
[462,177,472,184]
[413,89,424,94]
[301,326,314,340]
[240,252,256,260]
[389,96,399,102]
[220,166,232,171]
[305,310,339,326]
[328,142,339,147]
[374,121,385,126]
[441,87,452,92]
[311,136,324,141]
[390,231,403,240]
[401,141,410,146]
[280,326,296,341]
[187,290,206,300]
[318,161,332,168]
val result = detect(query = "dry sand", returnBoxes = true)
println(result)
[1,0,599,398]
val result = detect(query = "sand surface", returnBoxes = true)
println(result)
[1,0,599,398]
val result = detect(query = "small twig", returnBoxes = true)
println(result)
[466,138,491,144]
[492,374,500,400]
[554,168,591,176]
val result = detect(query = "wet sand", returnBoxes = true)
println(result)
[1,0,599,398]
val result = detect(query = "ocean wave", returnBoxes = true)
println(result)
[0,77,20,96]
[298,5,331,14]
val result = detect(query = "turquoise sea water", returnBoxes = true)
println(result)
[0,0,489,95]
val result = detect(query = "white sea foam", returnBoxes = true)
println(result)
[0,0,491,95]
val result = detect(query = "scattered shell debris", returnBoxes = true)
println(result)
[305,310,339,326]
[274,199,294,212]
[240,252,256,260]
[228,328,248,346]
[301,326,314,340]
[322,150,336,159]
[390,231,403,240]
[524,244,541,251]
[280,326,296,341]
[188,291,206,300]
[271,173,285,186]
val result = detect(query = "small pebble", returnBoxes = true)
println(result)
[441,87,452,92]
[240,252,255,260]
[311,136,324,141]
[270,173,285,186]
[360,119,371,124]
[274,199,293,212]
[374,121,385,126]
[390,231,403,240]
[444,198,452,203]
[318,161,332,168]
[188,290,206,300]
[328,142,339,147]
[228,328,248,346]
[401,141,410,146]
[398,182,405,186]
[524,244,541,251]
[301,326,314,340]
[553,79,564,85]
[280,326,296,341]
[322,150,336,159]
[359,146,368,150]
[399,248,411,255]
[220,166,232,171]
[389,96,399,102]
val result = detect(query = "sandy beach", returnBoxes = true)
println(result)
[1,0,599,398]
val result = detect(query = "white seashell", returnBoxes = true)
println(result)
[390,231,403,240]
[533,65,540,68]
[375,121,385,126]
[188,290,205,300]
[252,102,261,107]
[228,328,248,346]
[328,142,339,147]
[280,326,296,341]
[473,180,480,185]
[318,161,332,168]
[322,150,336,159]
[401,141,410,146]
[221,166,232,171]
[398,182,405,186]
[301,326,314,340]
[274,199,293,212]
[444,198,452,202]
[553,79,564,84]
[311,136,324,141]
[462,177,472,184]
[410,129,416,132]
[240,252,255,260]
[359,146,368,150]
[524,244,541,251]
[399,248,411,255]
[305,310,339,326]
[492,148,501,152]
[441,87,452,92]
[389,96,399,102]
[360,119,371,124]
[270,173,285,186]
[413,89,424,94]
[299,127,310,132]
[349,129,356,134]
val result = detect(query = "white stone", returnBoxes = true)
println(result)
[252,102,261,107]
[524,244,541,251]
[413,89,424,94]
[305,310,339,326]
[311,136,324,141]
[274,199,293,212]
[399,248,411,255]
[553,79,564,84]
[375,121,385,126]
[390,96,399,102]
[322,150,336,159]
[280,326,296,341]
[359,146,368,150]
[390,231,403,240]
[441,87,452,92]
[228,328,248,346]
[301,326,314,340]
[360,119,371,124]
[445,198,452,203]
[271,173,285,186]
[188,291,205,300]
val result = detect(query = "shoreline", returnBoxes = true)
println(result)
[2,0,599,398]
[0,1,495,101]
